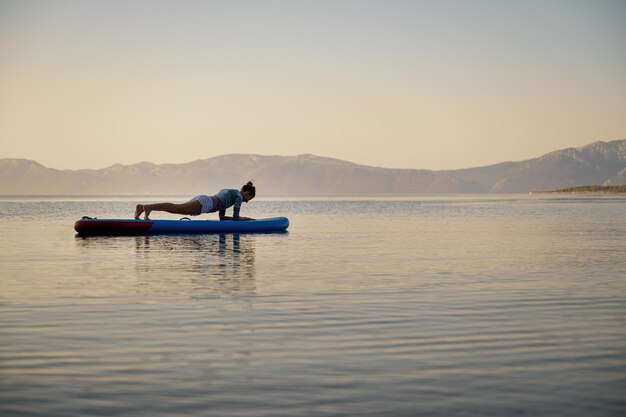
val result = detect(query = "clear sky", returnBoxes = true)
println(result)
[1,0,625,170]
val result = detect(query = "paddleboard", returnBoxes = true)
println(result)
[74,216,289,236]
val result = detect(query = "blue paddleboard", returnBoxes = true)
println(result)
[75,217,289,236]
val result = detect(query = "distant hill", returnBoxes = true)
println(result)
[452,139,626,193]
[1,139,625,195]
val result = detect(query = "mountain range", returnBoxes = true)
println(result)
[1,139,625,195]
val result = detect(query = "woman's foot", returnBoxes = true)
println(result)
[134,204,144,220]
[143,206,152,220]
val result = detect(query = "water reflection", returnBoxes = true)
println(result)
[75,234,257,296]
[134,234,256,295]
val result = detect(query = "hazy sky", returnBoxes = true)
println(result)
[1,0,625,170]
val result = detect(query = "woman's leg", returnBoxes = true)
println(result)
[135,200,201,220]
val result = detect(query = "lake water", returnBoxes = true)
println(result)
[1,195,625,416]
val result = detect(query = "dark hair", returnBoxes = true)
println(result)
[241,181,256,197]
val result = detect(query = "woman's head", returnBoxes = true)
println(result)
[241,181,256,202]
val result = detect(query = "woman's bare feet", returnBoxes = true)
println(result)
[134,204,144,220]
[143,206,152,220]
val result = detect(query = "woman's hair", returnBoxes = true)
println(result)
[241,181,256,197]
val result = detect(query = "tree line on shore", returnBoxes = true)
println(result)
[537,185,626,194]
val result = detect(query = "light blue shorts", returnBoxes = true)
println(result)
[190,195,213,214]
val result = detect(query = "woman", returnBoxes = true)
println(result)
[134,181,256,221]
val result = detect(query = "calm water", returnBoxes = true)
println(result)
[1,195,625,416]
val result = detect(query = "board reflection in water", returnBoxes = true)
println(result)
[75,233,257,296]
[134,234,257,295]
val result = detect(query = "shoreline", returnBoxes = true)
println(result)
[533,185,626,195]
